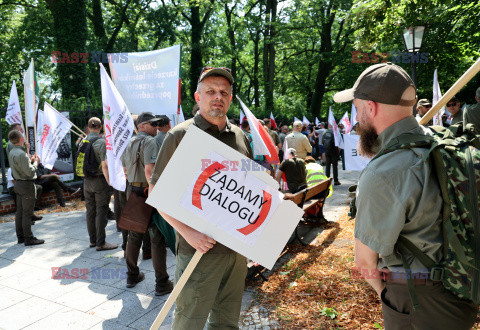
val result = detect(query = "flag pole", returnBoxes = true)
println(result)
[23,72,29,151]
[31,59,38,156]
[150,250,203,330]
[420,57,480,125]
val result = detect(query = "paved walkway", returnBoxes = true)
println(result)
[0,167,359,330]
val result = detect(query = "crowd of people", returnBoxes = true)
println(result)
[6,64,480,329]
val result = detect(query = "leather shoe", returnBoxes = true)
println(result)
[96,242,118,251]
[32,215,43,221]
[155,281,174,296]
[126,272,145,288]
[89,243,96,248]
[18,238,25,244]
[143,252,152,260]
[334,181,341,186]
[25,237,45,246]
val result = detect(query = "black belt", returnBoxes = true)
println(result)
[382,272,442,286]
[130,182,149,188]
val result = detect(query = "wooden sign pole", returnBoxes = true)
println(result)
[420,57,480,125]
[149,250,203,330]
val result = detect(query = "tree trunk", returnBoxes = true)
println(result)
[224,3,237,96]
[189,6,203,99]
[46,0,88,99]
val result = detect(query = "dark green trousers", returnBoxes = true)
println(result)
[14,180,40,241]
[84,176,110,247]
[173,252,247,329]
[381,282,478,329]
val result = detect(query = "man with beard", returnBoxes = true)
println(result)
[149,67,252,329]
[334,62,477,329]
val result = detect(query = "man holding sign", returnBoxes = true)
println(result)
[149,67,252,329]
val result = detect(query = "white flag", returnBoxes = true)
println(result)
[302,116,310,126]
[41,103,72,170]
[315,117,320,126]
[6,81,23,127]
[100,63,134,191]
[328,107,343,148]
[339,112,351,133]
[350,103,358,130]
[432,69,445,126]
[294,116,301,123]
[36,110,44,161]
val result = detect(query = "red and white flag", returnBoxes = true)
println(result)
[339,111,351,133]
[237,96,280,165]
[270,112,277,129]
[328,107,343,148]
[240,110,246,124]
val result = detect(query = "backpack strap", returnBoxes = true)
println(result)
[372,133,435,161]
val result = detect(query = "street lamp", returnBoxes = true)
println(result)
[402,26,426,90]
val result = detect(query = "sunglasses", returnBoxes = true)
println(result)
[149,121,159,127]
[424,105,432,108]
[446,102,457,107]
[198,66,232,82]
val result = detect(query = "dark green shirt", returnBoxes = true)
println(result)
[8,145,37,180]
[354,116,443,272]
[464,103,480,132]
[151,113,253,255]
[121,131,158,184]
[279,157,307,193]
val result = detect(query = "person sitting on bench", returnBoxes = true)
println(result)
[35,163,80,207]
[276,148,307,193]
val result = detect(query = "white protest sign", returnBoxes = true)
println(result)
[343,134,370,171]
[109,45,181,116]
[147,125,304,269]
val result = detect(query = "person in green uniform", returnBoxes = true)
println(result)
[149,67,252,329]
[334,62,477,329]
[446,96,463,125]
[83,117,117,251]
[8,130,44,246]
[463,86,480,132]
[121,112,173,295]
[154,115,171,148]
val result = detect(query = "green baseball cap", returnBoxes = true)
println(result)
[333,62,417,107]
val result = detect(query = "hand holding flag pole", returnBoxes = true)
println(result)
[420,57,480,125]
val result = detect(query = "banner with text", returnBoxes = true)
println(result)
[343,134,370,171]
[109,45,181,116]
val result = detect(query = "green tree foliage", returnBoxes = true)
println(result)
[1,0,479,125]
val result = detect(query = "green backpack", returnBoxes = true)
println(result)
[374,123,480,308]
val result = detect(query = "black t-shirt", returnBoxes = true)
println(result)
[279,157,307,193]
